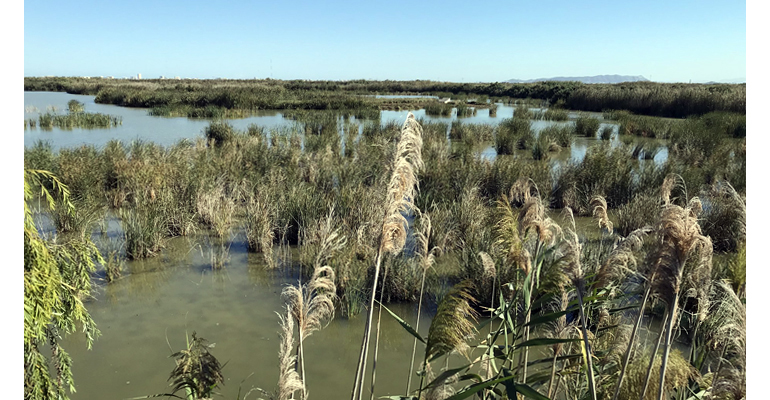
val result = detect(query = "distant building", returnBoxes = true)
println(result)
[175,76,181,80]
[137,73,142,79]
[160,76,165,79]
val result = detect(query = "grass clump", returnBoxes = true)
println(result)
[204,121,236,147]
[574,114,601,137]
[540,125,573,148]
[424,102,452,116]
[600,125,614,140]
[495,117,532,155]
[37,111,122,129]
[67,99,85,113]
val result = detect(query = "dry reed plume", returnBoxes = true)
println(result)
[644,200,712,400]
[557,207,598,400]
[282,265,336,399]
[275,306,304,400]
[406,212,438,395]
[595,225,652,289]
[590,195,614,234]
[353,113,423,400]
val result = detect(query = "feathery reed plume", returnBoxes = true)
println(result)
[595,226,653,289]
[422,362,458,400]
[426,281,479,361]
[415,281,478,398]
[478,251,497,383]
[557,208,598,400]
[647,202,712,400]
[546,289,574,398]
[494,195,528,272]
[276,307,304,400]
[519,197,562,249]
[282,265,336,398]
[702,281,745,400]
[353,113,423,400]
[508,177,538,206]
[590,195,614,234]
[617,348,698,400]
[516,194,559,383]
[406,212,438,395]
[660,174,677,206]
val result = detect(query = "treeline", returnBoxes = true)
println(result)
[25,77,745,118]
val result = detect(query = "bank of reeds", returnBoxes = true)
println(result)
[26,77,745,118]
[424,102,452,116]
[37,111,122,129]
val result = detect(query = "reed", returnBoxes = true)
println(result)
[424,102,452,116]
[574,114,601,138]
[352,113,423,400]
[495,117,531,155]
[600,125,614,140]
[38,111,121,129]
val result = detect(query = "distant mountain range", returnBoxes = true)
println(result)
[505,75,649,84]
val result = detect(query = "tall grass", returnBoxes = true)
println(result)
[37,111,122,129]
[495,117,532,154]
[574,114,601,137]
[424,102,453,116]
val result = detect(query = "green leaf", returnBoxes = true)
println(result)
[378,301,425,344]
[511,383,551,400]
[516,338,581,349]
[444,376,516,400]
[524,308,575,327]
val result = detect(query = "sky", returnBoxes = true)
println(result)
[22,0,746,83]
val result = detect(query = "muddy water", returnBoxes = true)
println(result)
[61,231,439,400]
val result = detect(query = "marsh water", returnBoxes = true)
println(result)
[25,91,672,399]
[24,92,668,166]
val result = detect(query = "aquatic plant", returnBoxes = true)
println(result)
[574,114,601,138]
[168,332,225,400]
[67,100,85,113]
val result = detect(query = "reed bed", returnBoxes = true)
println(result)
[23,107,746,400]
[26,77,745,118]
[37,111,122,129]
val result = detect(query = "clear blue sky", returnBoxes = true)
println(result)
[24,0,746,83]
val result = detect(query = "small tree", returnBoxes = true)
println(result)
[24,170,103,400]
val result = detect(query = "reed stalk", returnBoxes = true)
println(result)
[352,113,423,400]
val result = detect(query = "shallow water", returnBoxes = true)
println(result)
[60,231,441,400]
[24,92,669,165]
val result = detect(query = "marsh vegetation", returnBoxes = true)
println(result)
[23,80,746,400]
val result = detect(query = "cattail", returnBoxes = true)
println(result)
[590,195,614,234]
